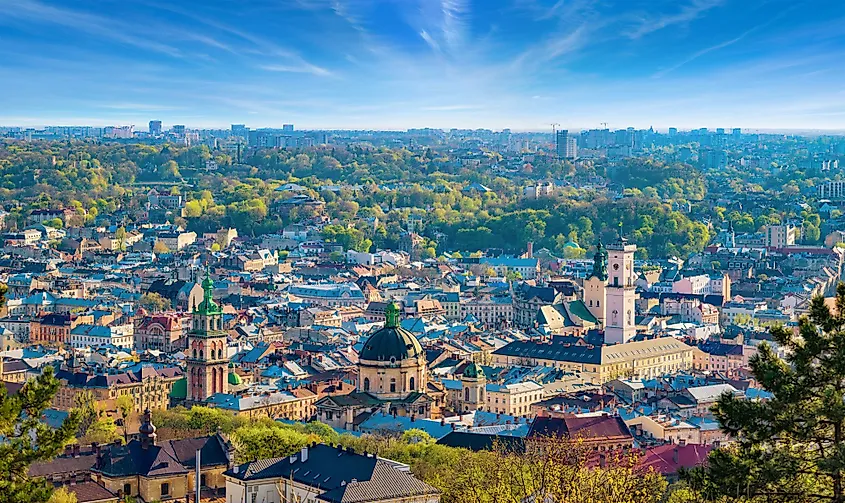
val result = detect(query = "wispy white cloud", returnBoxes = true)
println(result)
[419,30,442,53]
[3,0,185,58]
[652,32,747,78]
[441,0,469,49]
[258,64,334,77]
[136,1,334,75]
[627,0,724,39]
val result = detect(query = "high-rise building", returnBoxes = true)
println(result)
[186,270,228,403]
[172,124,186,137]
[231,124,247,138]
[668,127,678,136]
[555,130,577,159]
[149,120,162,136]
[282,124,294,132]
[732,128,742,138]
[703,149,727,170]
[605,237,637,345]
[716,128,726,135]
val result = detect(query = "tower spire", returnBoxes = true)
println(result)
[385,301,400,328]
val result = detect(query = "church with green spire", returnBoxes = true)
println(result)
[584,239,609,326]
[186,266,228,403]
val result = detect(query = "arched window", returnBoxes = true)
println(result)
[193,348,197,359]
[217,349,223,360]
[589,300,593,307]
[199,350,204,359]
[409,377,415,391]
[390,378,396,393]
[363,378,370,391]
[464,387,470,402]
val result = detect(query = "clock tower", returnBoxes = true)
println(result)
[186,267,228,402]
[605,237,637,344]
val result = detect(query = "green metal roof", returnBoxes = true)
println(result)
[169,376,187,399]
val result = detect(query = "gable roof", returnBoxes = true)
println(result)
[225,444,438,503]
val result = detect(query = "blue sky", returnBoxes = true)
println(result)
[0,0,843,130]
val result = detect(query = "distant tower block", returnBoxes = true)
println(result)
[604,236,637,344]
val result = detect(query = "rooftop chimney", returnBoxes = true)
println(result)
[300,446,309,463]
[673,447,679,465]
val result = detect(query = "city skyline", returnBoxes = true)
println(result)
[1,0,843,130]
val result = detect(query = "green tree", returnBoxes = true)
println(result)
[401,428,433,444]
[114,226,127,251]
[43,217,63,229]
[231,424,316,463]
[302,422,339,444]
[116,394,134,442]
[72,390,97,438]
[47,487,77,503]
[184,200,203,218]
[684,284,845,502]
[139,292,171,312]
[152,240,170,254]
[0,366,81,503]
[80,415,122,445]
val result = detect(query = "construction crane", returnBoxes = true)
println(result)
[601,122,608,130]
[550,123,560,135]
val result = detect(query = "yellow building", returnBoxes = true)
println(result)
[492,335,694,384]
[53,364,183,413]
[443,362,546,417]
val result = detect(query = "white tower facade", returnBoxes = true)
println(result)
[605,238,637,344]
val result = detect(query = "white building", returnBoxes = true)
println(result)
[605,238,637,344]
[69,324,134,349]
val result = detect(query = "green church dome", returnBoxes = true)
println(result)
[359,301,423,362]
[228,371,242,385]
[462,361,485,379]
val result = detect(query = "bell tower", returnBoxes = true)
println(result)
[459,362,486,412]
[584,240,608,325]
[186,266,228,402]
[605,237,637,344]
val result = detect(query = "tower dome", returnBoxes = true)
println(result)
[358,302,423,362]
[462,361,485,379]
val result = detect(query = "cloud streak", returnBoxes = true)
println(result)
[627,0,724,39]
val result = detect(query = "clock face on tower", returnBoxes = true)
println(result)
[613,264,619,270]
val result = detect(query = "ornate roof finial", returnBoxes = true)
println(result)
[385,301,400,328]
[139,408,157,449]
